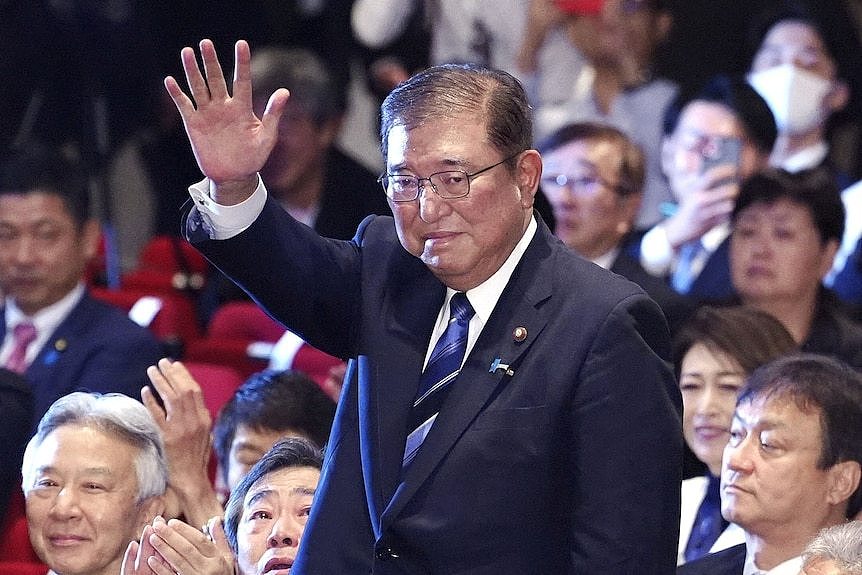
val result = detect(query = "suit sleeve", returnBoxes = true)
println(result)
[568,292,682,572]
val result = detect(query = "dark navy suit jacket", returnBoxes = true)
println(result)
[677,543,746,575]
[1,291,164,430]
[190,199,683,574]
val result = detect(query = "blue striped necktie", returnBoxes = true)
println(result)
[403,292,474,468]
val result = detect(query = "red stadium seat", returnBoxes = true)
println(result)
[90,287,202,355]
[0,489,44,565]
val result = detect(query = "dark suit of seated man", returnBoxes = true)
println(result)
[166,39,683,573]
[0,144,165,430]
[678,354,862,574]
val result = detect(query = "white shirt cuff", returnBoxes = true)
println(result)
[639,224,674,276]
[187,176,267,240]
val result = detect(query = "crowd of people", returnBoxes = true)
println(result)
[2,0,862,574]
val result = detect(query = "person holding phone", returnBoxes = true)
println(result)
[634,75,777,301]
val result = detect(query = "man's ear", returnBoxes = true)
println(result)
[825,79,850,115]
[818,238,840,280]
[517,150,542,209]
[81,219,102,262]
[826,460,861,509]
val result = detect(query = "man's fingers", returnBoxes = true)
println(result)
[181,45,210,106]
[200,39,229,101]
[163,76,195,118]
[231,39,253,105]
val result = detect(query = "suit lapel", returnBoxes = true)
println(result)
[366,255,445,529]
[380,223,555,526]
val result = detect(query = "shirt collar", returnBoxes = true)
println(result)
[5,283,86,338]
[779,142,828,173]
[744,553,802,575]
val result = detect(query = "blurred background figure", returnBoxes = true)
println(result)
[22,392,167,575]
[538,121,693,333]
[538,0,677,229]
[0,143,162,430]
[672,305,797,565]
[212,369,335,501]
[729,168,862,371]
[636,75,776,302]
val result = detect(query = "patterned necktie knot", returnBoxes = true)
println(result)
[5,322,37,374]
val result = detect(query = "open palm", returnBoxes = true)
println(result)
[164,39,288,187]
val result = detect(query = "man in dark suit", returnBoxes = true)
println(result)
[678,354,862,574]
[0,144,164,430]
[166,39,683,573]
[538,121,695,335]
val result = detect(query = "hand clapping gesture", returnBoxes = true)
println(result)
[164,39,289,204]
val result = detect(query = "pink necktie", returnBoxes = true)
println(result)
[5,322,37,374]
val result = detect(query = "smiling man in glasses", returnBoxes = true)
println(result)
[165,39,682,573]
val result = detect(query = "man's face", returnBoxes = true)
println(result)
[751,21,837,82]
[385,118,538,291]
[0,192,98,315]
[731,199,837,309]
[662,101,764,201]
[25,425,161,575]
[720,396,839,540]
[679,343,745,477]
[236,466,320,575]
[227,425,310,492]
[256,99,335,201]
[542,138,639,259]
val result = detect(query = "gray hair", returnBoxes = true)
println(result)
[379,63,533,167]
[21,392,167,501]
[801,521,862,573]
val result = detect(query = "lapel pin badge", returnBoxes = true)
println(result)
[489,357,515,376]
[512,326,527,343]
[54,339,67,352]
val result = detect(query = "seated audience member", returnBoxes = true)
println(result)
[122,437,323,575]
[678,354,862,574]
[673,305,797,565]
[798,521,862,575]
[22,392,167,575]
[637,75,777,301]
[540,0,677,228]
[213,369,335,498]
[745,2,862,292]
[0,367,31,520]
[0,144,163,430]
[202,45,392,316]
[539,121,694,334]
[729,168,862,370]
[250,46,389,239]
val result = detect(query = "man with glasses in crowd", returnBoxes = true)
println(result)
[164,38,682,573]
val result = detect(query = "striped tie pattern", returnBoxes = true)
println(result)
[403,293,474,468]
[4,322,36,374]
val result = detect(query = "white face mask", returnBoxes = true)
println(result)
[747,64,833,135]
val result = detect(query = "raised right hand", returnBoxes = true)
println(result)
[164,39,289,203]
